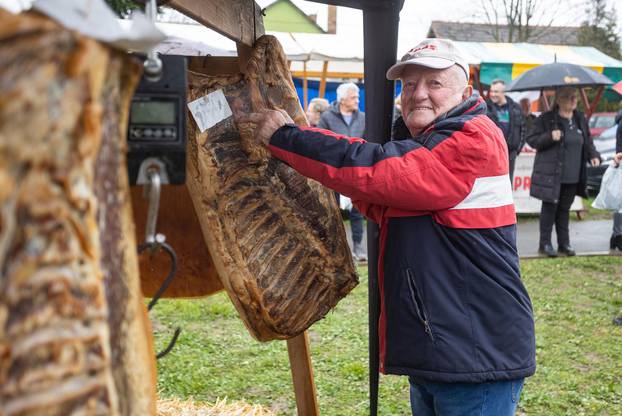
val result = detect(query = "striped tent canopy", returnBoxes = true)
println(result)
[456,41,622,86]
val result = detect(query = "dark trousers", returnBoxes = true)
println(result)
[334,192,364,246]
[509,152,517,184]
[350,207,364,245]
[539,183,577,247]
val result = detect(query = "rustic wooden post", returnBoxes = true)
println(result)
[587,85,605,118]
[319,60,329,98]
[579,87,590,114]
[303,61,309,110]
[287,333,320,415]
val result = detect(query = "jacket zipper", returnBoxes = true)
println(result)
[406,269,435,342]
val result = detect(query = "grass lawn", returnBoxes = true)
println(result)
[152,256,622,415]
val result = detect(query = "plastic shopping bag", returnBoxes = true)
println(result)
[339,194,353,211]
[592,165,622,211]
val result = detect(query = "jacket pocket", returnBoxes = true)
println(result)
[406,268,435,343]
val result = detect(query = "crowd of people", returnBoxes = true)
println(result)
[305,71,622,261]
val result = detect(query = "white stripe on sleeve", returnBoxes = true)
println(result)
[450,174,514,210]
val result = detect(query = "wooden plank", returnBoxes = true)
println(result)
[287,332,320,416]
[237,42,254,73]
[587,86,604,118]
[131,185,224,299]
[303,61,309,110]
[188,56,240,75]
[318,61,328,98]
[292,70,363,79]
[168,0,265,47]
[579,88,590,114]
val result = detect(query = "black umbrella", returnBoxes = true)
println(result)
[507,62,613,91]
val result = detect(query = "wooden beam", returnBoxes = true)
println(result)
[318,61,328,98]
[168,0,265,47]
[287,332,319,416]
[236,42,253,74]
[579,88,590,114]
[292,70,364,79]
[587,86,605,118]
[188,56,240,75]
[130,185,223,299]
[303,61,309,111]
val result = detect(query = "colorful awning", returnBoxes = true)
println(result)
[455,41,622,86]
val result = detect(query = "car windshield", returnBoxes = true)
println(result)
[590,115,615,128]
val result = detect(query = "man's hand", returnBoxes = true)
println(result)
[235,109,294,146]
[614,152,622,167]
[590,158,600,167]
[551,129,562,141]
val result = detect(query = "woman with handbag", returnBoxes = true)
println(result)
[526,86,601,257]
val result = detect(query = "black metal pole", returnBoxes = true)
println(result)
[362,4,401,416]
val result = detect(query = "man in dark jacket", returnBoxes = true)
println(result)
[486,79,525,183]
[317,82,367,261]
[239,38,535,416]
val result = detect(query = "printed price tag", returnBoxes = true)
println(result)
[187,89,233,133]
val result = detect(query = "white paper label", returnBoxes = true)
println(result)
[187,89,233,133]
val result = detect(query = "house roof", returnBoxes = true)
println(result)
[428,21,580,45]
[261,0,326,34]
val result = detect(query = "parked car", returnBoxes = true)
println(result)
[588,112,616,138]
[586,123,618,196]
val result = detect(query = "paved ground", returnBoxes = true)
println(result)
[344,217,620,260]
[516,218,615,258]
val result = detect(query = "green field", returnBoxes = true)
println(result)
[153,256,622,415]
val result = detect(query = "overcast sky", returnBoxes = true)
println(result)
[271,0,622,56]
[2,0,621,57]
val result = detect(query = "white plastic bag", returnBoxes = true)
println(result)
[339,194,353,211]
[592,165,622,211]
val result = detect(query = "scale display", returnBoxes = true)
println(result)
[127,55,187,185]
[130,101,176,125]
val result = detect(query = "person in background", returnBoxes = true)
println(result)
[526,86,600,257]
[611,109,622,251]
[612,110,622,326]
[393,93,403,123]
[318,82,367,261]
[520,97,537,132]
[305,97,329,127]
[239,38,535,416]
[486,79,525,182]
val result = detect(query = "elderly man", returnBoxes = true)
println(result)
[318,82,367,262]
[238,38,535,416]
[486,79,525,182]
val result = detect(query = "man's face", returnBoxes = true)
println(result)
[488,82,506,104]
[340,90,359,113]
[400,65,470,135]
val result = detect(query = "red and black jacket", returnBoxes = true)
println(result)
[268,95,536,383]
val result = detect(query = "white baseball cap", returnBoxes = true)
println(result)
[386,38,470,81]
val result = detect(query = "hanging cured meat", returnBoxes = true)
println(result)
[186,35,358,342]
[0,10,156,415]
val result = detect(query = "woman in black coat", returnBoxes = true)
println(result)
[526,87,600,257]
[612,110,622,251]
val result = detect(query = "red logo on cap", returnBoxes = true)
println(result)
[409,44,438,55]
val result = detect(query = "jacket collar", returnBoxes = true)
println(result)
[392,95,485,140]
